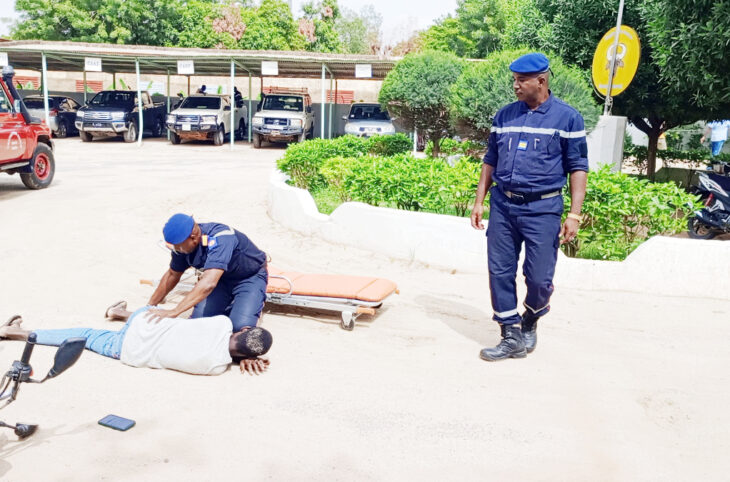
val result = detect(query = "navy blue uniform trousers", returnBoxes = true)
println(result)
[487,188,562,325]
[191,266,268,331]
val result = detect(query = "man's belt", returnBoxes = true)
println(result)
[501,189,561,204]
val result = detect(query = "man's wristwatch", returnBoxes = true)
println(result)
[567,213,583,222]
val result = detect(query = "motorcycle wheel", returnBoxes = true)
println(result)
[687,216,717,240]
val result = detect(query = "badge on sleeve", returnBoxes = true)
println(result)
[517,140,528,151]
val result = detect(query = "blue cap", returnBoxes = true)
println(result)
[163,213,195,244]
[509,53,550,74]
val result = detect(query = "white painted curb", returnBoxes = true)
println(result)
[268,170,729,300]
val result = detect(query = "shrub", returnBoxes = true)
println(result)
[367,133,412,157]
[562,165,701,260]
[378,50,464,157]
[320,156,355,202]
[277,135,370,189]
[344,154,455,212]
[425,138,485,160]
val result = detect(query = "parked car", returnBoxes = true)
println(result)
[251,89,314,148]
[24,95,80,138]
[75,90,166,143]
[0,66,55,189]
[166,94,247,146]
[343,103,395,137]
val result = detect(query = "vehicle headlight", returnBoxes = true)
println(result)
[202,115,217,124]
[252,117,263,126]
[290,119,302,128]
[382,124,395,133]
[166,114,175,123]
[112,112,125,120]
[76,111,85,119]
[344,124,358,133]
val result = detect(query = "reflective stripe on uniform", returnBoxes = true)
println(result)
[492,125,586,139]
[212,228,235,238]
[494,308,519,319]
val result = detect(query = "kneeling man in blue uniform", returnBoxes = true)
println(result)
[471,53,588,361]
[147,214,268,331]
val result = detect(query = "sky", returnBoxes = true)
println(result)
[0,0,458,44]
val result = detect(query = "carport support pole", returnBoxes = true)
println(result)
[135,58,143,146]
[328,72,333,139]
[83,69,87,103]
[248,73,252,142]
[413,128,417,154]
[230,60,235,150]
[41,52,50,128]
[320,64,326,139]
[166,69,171,140]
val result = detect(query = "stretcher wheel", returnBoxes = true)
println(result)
[340,312,355,331]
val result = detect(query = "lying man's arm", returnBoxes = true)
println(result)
[147,268,224,322]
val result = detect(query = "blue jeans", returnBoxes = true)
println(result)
[32,306,150,359]
[191,266,268,331]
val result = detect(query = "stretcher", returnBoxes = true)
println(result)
[141,266,398,331]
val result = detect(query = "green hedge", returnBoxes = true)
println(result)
[280,138,700,261]
[277,134,412,189]
[562,166,701,260]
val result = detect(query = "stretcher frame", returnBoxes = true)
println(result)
[141,269,397,331]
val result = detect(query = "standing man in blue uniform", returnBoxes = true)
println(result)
[470,53,588,361]
[147,213,268,332]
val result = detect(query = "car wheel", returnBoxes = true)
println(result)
[124,122,138,143]
[151,118,163,137]
[253,133,261,149]
[236,121,246,141]
[80,131,93,142]
[213,125,225,146]
[170,132,181,145]
[20,143,55,190]
[55,120,68,139]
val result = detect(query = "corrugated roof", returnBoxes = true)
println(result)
[0,40,399,79]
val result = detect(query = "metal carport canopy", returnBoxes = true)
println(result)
[0,40,398,79]
[1,40,399,146]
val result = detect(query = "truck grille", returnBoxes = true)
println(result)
[177,115,200,123]
[86,111,112,121]
[264,118,289,126]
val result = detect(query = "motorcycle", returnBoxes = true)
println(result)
[687,162,730,239]
[0,324,85,439]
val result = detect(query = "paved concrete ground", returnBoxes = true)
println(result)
[0,137,729,481]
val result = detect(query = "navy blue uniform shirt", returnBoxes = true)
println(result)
[170,222,266,281]
[483,93,589,194]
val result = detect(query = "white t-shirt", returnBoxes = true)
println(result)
[708,120,730,142]
[120,312,233,375]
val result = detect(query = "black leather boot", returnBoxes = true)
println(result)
[480,324,527,361]
[521,311,540,354]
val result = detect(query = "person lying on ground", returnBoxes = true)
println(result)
[0,304,272,375]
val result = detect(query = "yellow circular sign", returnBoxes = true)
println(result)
[591,25,641,97]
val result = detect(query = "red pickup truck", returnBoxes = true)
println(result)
[0,65,55,189]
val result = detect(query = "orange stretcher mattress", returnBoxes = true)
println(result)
[267,266,397,302]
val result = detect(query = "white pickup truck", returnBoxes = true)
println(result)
[251,91,314,148]
[166,94,247,145]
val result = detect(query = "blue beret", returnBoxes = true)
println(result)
[163,213,195,244]
[509,53,550,74]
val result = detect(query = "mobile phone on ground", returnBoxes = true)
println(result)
[98,414,136,431]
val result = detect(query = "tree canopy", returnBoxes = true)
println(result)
[379,50,464,157]
[11,0,381,55]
